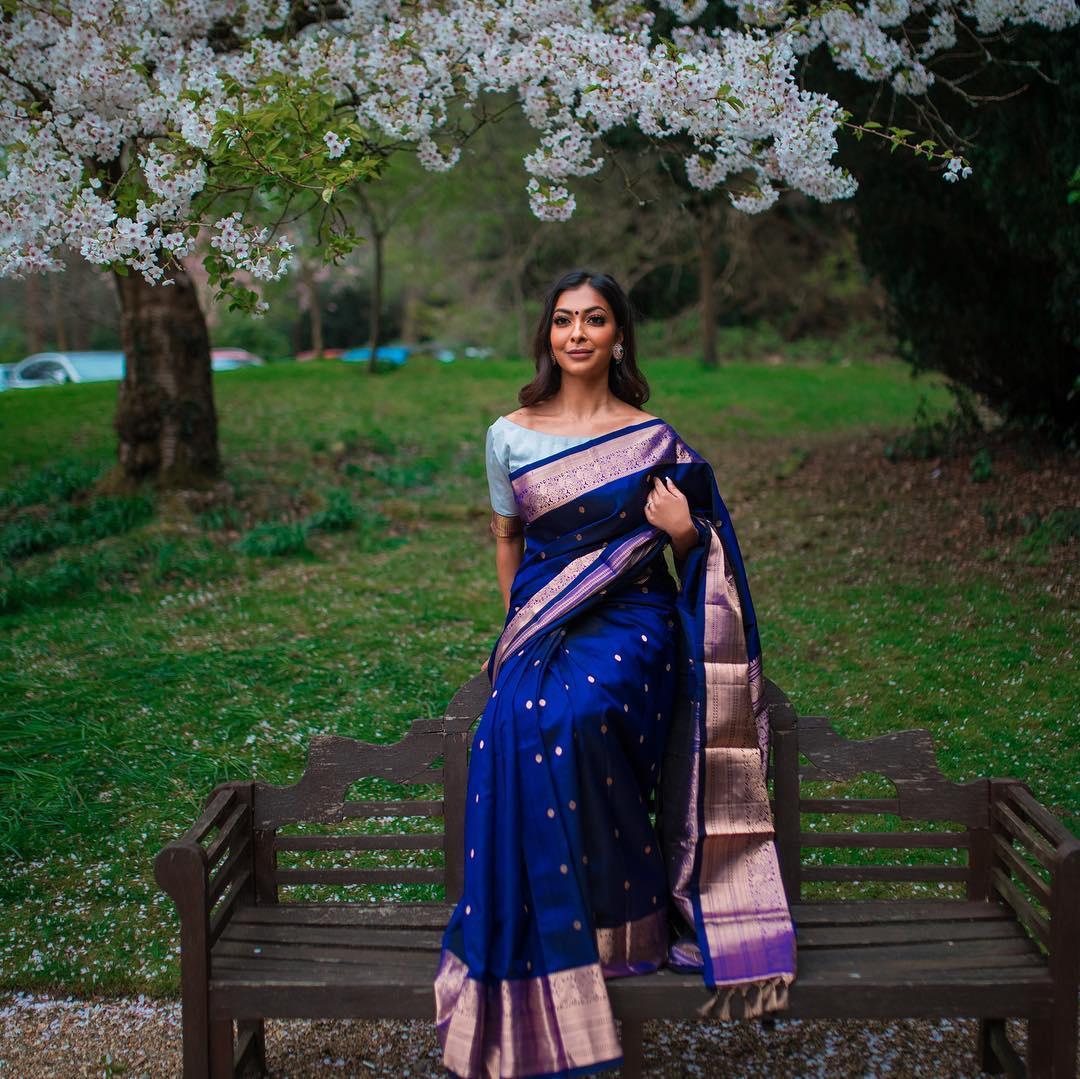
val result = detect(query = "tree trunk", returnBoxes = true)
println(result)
[368,231,384,375]
[510,268,529,361]
[24,276,44,354]
[301,259,324,356]
[399,280,421,345]
[49,273,70,352]
[68,264,92,351]
[111,267,221,489]
[699,218,718,369]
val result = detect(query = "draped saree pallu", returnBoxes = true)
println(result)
[436,418,796,1079]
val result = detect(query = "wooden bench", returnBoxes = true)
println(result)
[155,675,1080,1078]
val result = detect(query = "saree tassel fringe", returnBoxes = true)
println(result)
[697,973,795,1021]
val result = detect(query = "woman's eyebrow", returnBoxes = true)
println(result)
[553,306,606,315]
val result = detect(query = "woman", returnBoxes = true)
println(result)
[435,269,796,1078]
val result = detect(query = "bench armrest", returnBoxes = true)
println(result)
[155,783,255,950]
[990,781,1080,989]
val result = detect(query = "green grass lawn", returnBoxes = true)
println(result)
[0,355,1075,996]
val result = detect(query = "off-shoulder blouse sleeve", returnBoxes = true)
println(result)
[485,423,522,536]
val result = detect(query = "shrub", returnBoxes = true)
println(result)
[0,458,102,508]
[0,495,154,562]
[235,521,310,557]
[305,490,357,533]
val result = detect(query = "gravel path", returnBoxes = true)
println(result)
[1,992,1042,1077]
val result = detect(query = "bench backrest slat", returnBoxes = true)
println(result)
[764,681,994,904]
[246,676,490,904]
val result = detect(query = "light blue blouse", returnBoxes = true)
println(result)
[485,416,591,517]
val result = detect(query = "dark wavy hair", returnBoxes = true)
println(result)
[518,269,650,408]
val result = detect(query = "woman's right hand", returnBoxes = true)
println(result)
[480,657,489,672]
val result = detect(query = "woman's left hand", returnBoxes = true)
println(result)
[644,476,696,553]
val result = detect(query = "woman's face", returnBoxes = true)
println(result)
[548,284,623,376]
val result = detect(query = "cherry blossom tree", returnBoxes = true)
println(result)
[1,0,1075,486]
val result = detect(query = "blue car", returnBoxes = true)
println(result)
[341,345,410,367]
[3,348,266,389]
[5,351,126,388]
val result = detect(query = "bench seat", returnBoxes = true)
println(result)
[159,677,1078,1077]
[209,898,1054,1024]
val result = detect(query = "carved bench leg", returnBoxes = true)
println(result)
[209,1019,235,1079]
[620,1019,644,1079]
[978,1019,1005,1074]
[978,1018,1025,1077]
[235,1019,267,1078]
[1027,1006,1078,1079]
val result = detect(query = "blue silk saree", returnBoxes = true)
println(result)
[435,418,796,1078]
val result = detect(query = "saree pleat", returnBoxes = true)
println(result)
[437,419,796,1078]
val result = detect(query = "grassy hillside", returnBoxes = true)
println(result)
[1,355,1075,996]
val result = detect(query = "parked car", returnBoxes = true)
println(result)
[4,348,265,389]
[295,348,344,362]
[341,345,410,367]
[210,347,266,369]
[6,351,125,388]
[411,342,457,363]
[411,342,495,363]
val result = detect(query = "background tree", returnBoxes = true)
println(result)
[2,0,1076,491]
[807,25,1080,441]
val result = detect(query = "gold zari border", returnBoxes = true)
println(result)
[490,511,523,538]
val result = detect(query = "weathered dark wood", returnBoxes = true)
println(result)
[155,840,213,1077]
[993,832,1052,908]
[233,1020,265,1079]
[992,867,1051,948]
[796,918,1027,948]
[251,829,278,906]
[968,825,994,902]
[181,789,237,846]
[978,1017,1025,1077]
[339,799,444,818]
[792,899,1013,924]
[208,1019,233,1079]
[1044,834,1080,1078]
[796,715,991,827]
[799,830,969,848]
[275,867,443,886]
[994,798,1057,869]
[1010,787,1075,847]
[273,834,444,852]
[802,865,968,883]
[620,1018,644,1079]
[798,797,900,814]
[442,729,470,904]
[252,721,453,830]
[772,728,801,903]
[156,674,1078,1079]
[208,843,251,907]
[230,903,452,928]
[209,877,250,948]
[218,924,444,951]
[205,805,249,868]
[211,946,442,972]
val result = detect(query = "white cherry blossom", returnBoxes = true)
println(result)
[0,0,1074,289]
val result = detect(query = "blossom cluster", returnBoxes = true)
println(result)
[0,0,1075,287]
